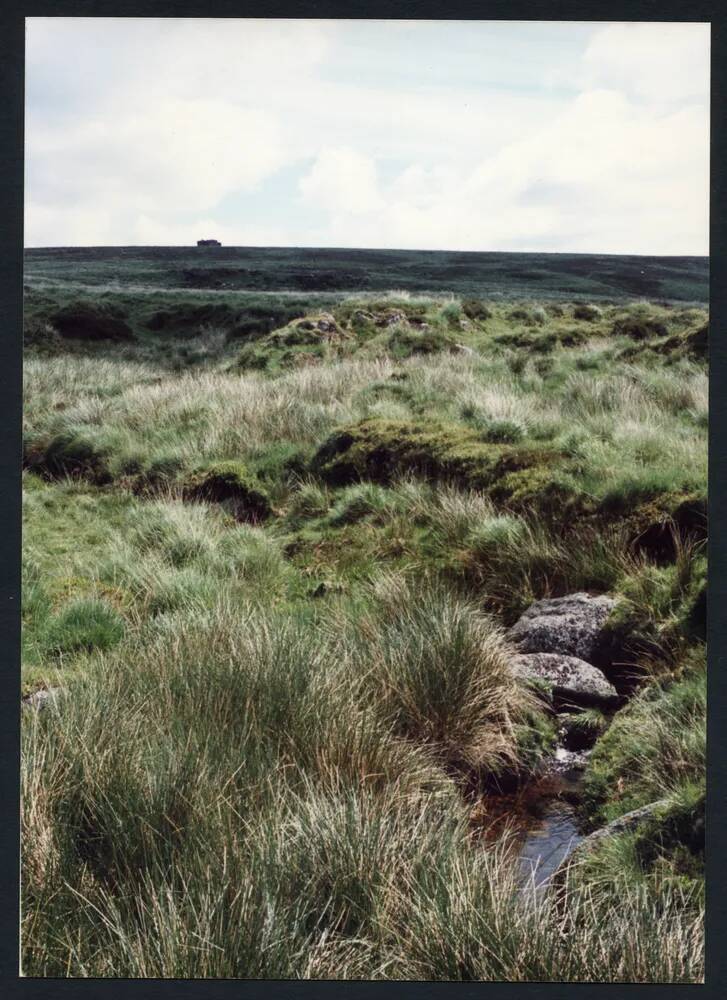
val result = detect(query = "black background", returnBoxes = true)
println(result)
[1,2,724,997]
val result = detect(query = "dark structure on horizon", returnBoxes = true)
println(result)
[197,239,222,247]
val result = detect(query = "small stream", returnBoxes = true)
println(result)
[516,747,588,891]
[517,801,582,889]
[473,743,591,893]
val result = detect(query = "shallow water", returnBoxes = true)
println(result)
[472,744,590,892]
[515,747,589,890]
[517,801,583,890]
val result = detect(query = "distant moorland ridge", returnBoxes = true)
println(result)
[24,246,709,302]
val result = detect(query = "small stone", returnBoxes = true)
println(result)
[22,687,65,711]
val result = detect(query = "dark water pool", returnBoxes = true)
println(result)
[473,746,589,891]
[516,748,589,890]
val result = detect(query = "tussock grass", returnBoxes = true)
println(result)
[25,347,707,533]
[338,578,536,773]
[23,689,703,981]
[22,652,702,980]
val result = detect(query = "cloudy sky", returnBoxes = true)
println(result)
[25,18,710,254]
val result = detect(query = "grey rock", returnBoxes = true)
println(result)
[311,313,343,336]
[374,310,407,327]
[551,799,669,892]
[511,652,619,707]
[352,310,373,324]
[508,592,617,662]
[22,687,65,711]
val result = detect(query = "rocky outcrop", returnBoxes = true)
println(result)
[278,313,349,345]
[508,593,617,663]
[511,652,619,708]
[351,308,428,330]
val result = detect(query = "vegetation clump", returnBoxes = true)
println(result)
[582,662,705,826]
[27,431,113,485]
[612,314,668,341]
[52,303,136,342]
[438,301,463,327]
[461,298,492,321]
[655,323,709,362]
[596,556,706,681]
[271,313,347,345]
[311,418,562,495]
[345,579,542,776]
[43,597,124,656]
[489,466,589,522]
[598,488,707,560]
[495,329,558,353]
[386,326,457,358]
[573,303,602,321]
[684,322,708,359]
[183,462,271,522]
[146,301,306,339]
[23,318,62,354]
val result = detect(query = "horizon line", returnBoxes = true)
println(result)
[22,244,710,260]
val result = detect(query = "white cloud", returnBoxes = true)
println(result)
[25,17,334,245]
[287,85,709,255]
[581,22,710,104]
[25,18,710,253]
[24,201,118,247]
[29,100,284,211]
[299,148,384,215]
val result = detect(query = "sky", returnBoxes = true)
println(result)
[25,18,710,254]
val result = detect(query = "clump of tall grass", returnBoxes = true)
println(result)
[23,662,702,980]
[438,301,463,327]
[418,490,632,620]
[387,844,702,982]
[337,578,538,775]
[41,597,124,656]
[600,535,706,676]
[25,341,707,530]
[23,700,703,982]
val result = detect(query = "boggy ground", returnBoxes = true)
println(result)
[22,284,706,980]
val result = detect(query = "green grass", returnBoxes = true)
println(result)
[40,598,125,656]
[22,280,707,980]
[582,658,706,827]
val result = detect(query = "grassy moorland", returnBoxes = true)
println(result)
[21,253,707,981]
[24,244,709,301]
